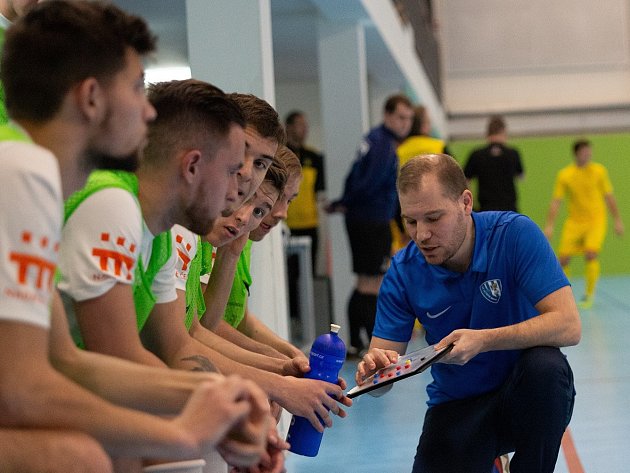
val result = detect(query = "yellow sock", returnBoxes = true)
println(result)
[585,259,600,298]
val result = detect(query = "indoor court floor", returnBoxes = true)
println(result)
[285,276,630,472]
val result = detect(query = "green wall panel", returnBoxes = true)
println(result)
[448,132,630,276]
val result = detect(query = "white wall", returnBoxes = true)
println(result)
[435,0,630,137]
[274,80,323,150]
[362,0,447,136]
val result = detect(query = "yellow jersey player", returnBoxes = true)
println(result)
[545,139,624,308]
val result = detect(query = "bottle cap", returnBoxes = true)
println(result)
[330,324,341,334]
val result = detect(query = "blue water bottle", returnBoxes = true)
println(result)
[286,323,346,457]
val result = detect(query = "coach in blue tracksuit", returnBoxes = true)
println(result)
[356,154,580,473]
[328,94,413,356]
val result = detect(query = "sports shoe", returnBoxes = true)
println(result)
[492,454,510,472]
[578,295,594,309]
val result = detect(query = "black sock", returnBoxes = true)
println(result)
[362,293,378,340]
[348,290,378,349]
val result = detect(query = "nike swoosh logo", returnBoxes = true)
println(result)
[426,306,451,319]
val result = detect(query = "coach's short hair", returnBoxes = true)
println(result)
[398,154,468,200]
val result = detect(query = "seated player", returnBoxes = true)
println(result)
[206,146,307,364]
[171,144,351,433]
[174,161,297,371]
[1,3,268,470]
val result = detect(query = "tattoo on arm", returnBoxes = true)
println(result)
[181,355,218,373]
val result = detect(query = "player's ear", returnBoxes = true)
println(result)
[180,149,202,184]
[75,77,105,124]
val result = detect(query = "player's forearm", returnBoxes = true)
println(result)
[6,367,200,459]
[545,200,561,228]
[215,320,288,359]
[190,324,286,374]
[242,314,302,359]
[481,315,578,352]
[368,336,408,355]
[605,194,622,220]
[194,345,287,401]
[125,345,168,368]
[58,348,220,414]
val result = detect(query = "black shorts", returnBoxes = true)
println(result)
[345,219,392,275]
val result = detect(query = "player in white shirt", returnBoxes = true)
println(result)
[58,80,284,471]
[171,144,352,434]
[173,162,296,370]
[0,3,270,471]
[58,80,249,370]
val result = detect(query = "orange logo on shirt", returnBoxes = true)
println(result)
[91,232,136,281]
[175,233,192,271]
[8,231,58,290]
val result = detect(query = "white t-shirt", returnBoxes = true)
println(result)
[171,224,218,289]
[0,141,62,329]
[171,224,199,291]
[58,188,177,305]
[154,239,178,303]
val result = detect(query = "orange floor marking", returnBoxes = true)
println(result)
[561,428,585,473]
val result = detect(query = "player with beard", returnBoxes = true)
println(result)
[167,135,350,454]
[180,146,352,459]
[0,3,270,472]
[171,162,290,473]
[58,79,276,468]
[58,79,246,370]
[356,154,580,473]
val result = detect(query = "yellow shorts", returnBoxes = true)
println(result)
[558,218,606,257]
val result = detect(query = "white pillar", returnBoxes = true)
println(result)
[186,0,288,341]
[186,0,275,98]
[317,20,369,345]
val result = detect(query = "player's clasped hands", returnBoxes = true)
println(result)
[228,423,289,473]
[182,375,271,468]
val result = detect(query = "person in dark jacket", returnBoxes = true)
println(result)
[328,94,413,355]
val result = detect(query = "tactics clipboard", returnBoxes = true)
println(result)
[347,343,453,399]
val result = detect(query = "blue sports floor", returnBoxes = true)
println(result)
[285,276,630,472]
